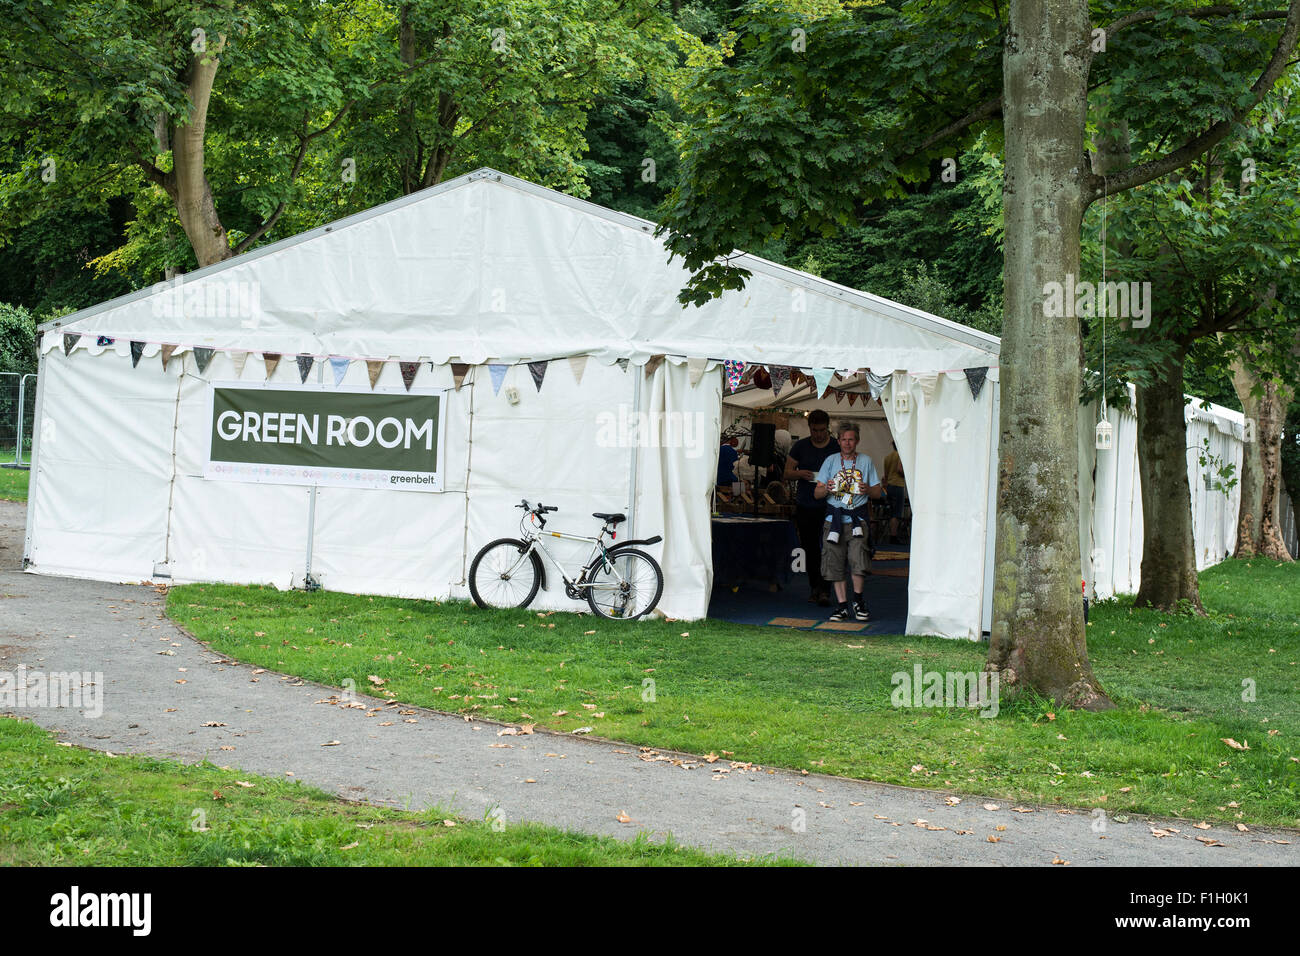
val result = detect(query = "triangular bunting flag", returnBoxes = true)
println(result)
[451,363,470,391]
[834,389,845,405]
[722,359,746,393]
[297,354,314,383]
[769,365,791,396]
[964,366,989,401]
[686,357,707,387]
[865,370,890,400]
[811,368,834,398]
[263,352,281,380]
[329,357,350,386]
[399,361,419,391]
[913,371,940,404]
[847,391,858,407]
[130,341,145,368]
[528,360,548,391]
[739,364,756,387]
[789,369,804,387]
[488,364,508,395]
[616,358,629,372]
[231,351,249,378]
[193,347,215,374]
[160,344,178,371]
[366,360,384,389]
[96,336,114,347]
[63,333,79,356]
[644,354,665,379]
[568,355,588,386]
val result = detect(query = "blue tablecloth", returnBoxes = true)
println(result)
[711,516,799,591]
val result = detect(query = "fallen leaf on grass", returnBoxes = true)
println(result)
[1118,787,1132,793]
[987,835,1000,843]
[994,825,1006,832]
[1193,822,1212,830]
[367,675,385,686]
[378,721,394,726]
[1236,824,1249,832]
[234,781,254,788]
[944,796,961,806]
[583,630,596,636]
[1196,836,1227,847]
[340,842,359,850]
[582,703,597,710]
[572,727,593,735]
[1011,806,1034,813]
[322,740,341,747]
[616,811,634,824]
[552,710,569,717]
[1221,738,1249,750]
[982,803,1000,811]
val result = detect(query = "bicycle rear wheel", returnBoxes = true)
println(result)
[469,538,543,609]
[585,548,663,620]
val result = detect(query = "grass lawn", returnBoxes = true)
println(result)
[168,559,1300,827]
[0,717,793,865]
[0,462,28,501]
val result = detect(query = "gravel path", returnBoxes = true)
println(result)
[2,499,1296,865]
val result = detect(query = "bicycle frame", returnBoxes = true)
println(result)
[517,512,618,596]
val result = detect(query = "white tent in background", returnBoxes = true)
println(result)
[23,168,1240,638]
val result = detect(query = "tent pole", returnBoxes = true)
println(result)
[159,355,185,574]
[627,364,641,539]
[980,380,1000,636]
[303,359,324,590]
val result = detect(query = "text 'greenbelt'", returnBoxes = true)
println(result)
[215,411,435,450]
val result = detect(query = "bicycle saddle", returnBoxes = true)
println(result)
[593,512,626,525]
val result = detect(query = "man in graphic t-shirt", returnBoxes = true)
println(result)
[814,422,884,622]
[783,410,837,606]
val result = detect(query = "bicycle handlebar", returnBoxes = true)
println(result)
[516,499,557,514]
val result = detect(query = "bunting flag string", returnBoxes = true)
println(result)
[399,361,419,391]
[722,359,745,393]
[330,357,350,386]
[964,366,989,401]
[193,347,215,374]
[130,341,145,368]
[160,345,178,371]
[451,362,470,391]
[686,357,707,387]
[263,352,281,380]
[528,360,548,391]
[366,360,384,389]
[296,354,314,383]
[568,355,588,386]
[231,351,249,378]
[488,363,508,395]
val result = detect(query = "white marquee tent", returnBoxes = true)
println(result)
[25,168,1242,638]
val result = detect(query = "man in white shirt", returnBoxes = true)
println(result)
[814,422,885,622]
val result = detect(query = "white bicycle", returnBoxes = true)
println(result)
[468,499,664,620]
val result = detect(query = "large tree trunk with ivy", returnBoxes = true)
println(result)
[1230,353,1295,561]
[987,0,1112,710]
[1134,347,1205,611]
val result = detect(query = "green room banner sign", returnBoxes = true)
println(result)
[204,384,447,492]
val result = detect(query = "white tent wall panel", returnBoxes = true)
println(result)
[634,362,722,619]
[884,372,994,639]
[26,352,174,581]
[460,362,643,613]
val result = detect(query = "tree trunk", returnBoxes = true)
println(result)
[1134,348,1204,611]
[987,0,1112,710]
[1231,354,1263,556]
[169,42,231,268]
[1257,380,1294,561]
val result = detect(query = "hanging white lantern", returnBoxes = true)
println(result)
[894,390,910,414]
[1095,418,1113,450]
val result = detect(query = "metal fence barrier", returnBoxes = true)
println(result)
[1,372,37,469]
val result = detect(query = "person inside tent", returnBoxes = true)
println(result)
[814,422,885,622]
[785,410,837,605]
[716,436,740,489]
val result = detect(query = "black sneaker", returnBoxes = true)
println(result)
[853,602,870,622]
[828,605,849,622]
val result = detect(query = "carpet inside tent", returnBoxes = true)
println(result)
[707,544,911,635]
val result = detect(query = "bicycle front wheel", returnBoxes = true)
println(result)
[469,538,543,609]
[585,548,663,620]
